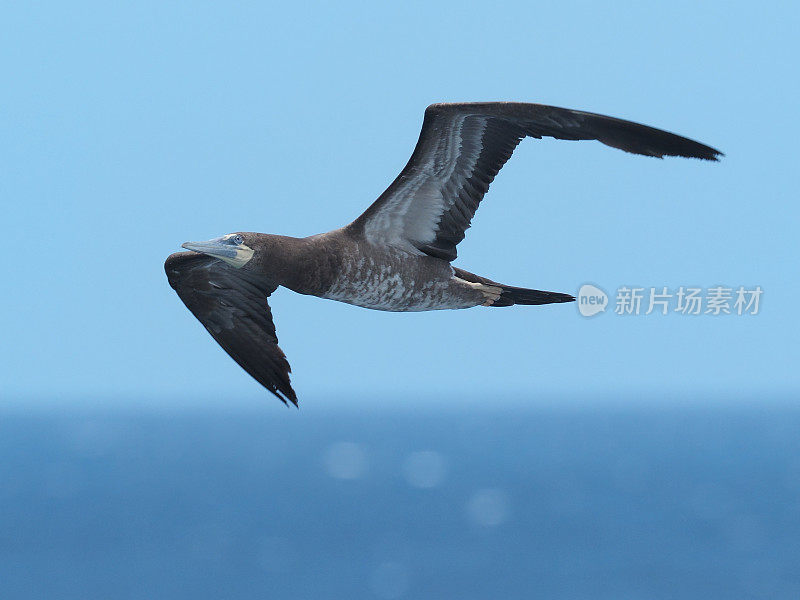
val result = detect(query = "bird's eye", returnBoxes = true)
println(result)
[232,235,244,245]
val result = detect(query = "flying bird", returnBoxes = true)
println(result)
[165,102,721,405]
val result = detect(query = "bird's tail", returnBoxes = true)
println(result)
[492,283,575,307]
[453,267,575,307]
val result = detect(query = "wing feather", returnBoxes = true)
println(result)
[164,252,297,405]
[350,102,722,261]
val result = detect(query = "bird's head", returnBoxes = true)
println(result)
[181,232,255,268]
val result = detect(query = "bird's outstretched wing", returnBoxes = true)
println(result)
[164,252,297,405]
[350,102,722,261]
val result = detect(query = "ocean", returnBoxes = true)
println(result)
[1,404,798,599]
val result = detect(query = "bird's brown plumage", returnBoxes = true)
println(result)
[166,101,722,404]
[165,251,296,404]
[351,102,722,261]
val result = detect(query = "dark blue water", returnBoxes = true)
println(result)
[1,404,799,599]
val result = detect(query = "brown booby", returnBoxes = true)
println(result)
[165,102,721,405]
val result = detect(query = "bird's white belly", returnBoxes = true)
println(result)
[321,258,477,312]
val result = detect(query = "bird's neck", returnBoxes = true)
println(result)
[252,233,338,295]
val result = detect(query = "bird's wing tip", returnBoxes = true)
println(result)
[273,388,299,407]
[694,146,724,161]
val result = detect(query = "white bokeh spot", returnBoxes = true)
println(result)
[323,441,368,480]
[466,488,510,527]
[402,450,446,489]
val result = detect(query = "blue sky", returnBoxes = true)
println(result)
[2,1,797,408]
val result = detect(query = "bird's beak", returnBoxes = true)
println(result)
[181,237,238,259]
[181,236,255,268]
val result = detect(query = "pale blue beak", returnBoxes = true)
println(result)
[181,237,238,259]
